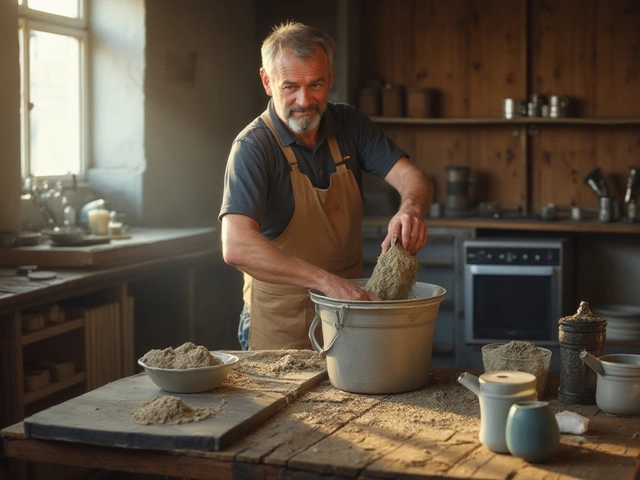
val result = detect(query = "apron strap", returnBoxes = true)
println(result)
[261,111,298,166]
[327,136,347,171]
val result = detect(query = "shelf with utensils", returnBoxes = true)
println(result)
[370,116,640,126]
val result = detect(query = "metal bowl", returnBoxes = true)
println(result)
[138,352,239,393]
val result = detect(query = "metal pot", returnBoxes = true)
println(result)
[580,351,640,416]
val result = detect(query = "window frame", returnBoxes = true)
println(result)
[18,0,89,184]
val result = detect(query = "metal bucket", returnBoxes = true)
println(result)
[309,279,446,394]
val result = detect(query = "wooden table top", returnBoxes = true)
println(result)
[3,363,640,480]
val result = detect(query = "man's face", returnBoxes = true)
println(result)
[260,45,334,134]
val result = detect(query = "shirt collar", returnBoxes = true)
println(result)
[266,100,341,147]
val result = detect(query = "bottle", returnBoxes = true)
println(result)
[63,205,76,227]
[558,301,607,404]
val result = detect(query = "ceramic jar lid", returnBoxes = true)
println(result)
[479,371,537,395]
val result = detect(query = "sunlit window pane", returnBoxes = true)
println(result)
[28,0,79,18]
[29,30,81,176]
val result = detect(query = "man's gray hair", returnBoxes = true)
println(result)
[261,21,335,77]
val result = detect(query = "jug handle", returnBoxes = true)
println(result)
[308,306,346,357]
[579,350,605,376]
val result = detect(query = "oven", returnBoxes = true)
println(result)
[463,238,575,347]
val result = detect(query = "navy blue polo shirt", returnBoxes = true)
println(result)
[218,101,407,240]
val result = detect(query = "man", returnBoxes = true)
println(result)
[219,21,433,350]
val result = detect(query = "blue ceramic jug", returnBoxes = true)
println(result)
[505,401,560,463]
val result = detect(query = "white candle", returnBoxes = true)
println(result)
[87,209,110,235]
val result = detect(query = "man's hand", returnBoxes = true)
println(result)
[382,209,427,254]
[381,157,433,254]
[320,277,380,301]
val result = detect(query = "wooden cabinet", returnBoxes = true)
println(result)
[354,0,640,214]
[0,286,135,430]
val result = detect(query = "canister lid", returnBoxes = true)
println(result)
[559,301,607,326]
[479,371,537,395]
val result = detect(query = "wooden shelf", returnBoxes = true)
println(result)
[22,318,84,346]
[371,116,640,126]
[24,372,86,405]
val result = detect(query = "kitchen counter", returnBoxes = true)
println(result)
[3,353,639,480]
[0,227,219,268]
[0,227,220,315]
[364,215,640,234]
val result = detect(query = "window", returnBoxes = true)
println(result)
[18,0,88,181]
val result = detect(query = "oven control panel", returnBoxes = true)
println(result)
[465,246,561,266]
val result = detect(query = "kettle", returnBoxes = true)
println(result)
[458,371,538,453]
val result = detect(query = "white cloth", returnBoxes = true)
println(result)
[556,410,589,434]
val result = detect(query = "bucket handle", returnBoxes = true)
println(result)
[308,305,346,357]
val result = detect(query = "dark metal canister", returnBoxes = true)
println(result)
[558,301,607,404]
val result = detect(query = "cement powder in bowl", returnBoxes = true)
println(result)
[482,342,552,397]
[309,279,446,394]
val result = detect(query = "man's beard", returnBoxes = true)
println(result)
[286,104,322,133]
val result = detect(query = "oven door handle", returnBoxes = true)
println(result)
[466,265,558,276]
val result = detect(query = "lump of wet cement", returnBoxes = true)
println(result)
[140,342,222,369]
[132,395,224,425]
[365,238,418,300]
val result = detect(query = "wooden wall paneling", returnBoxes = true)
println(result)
[529,0,640,209]
[468,126,524,209]
[467,0,528,117]
[597,129,640,198]
[530,127,640,209]
[593,0,640,116]
[530,127,594,210]
[359,0,413,87]
[361,1,528,210]
[410,1,471,116]
[376,125,458,202]
[529,1,600,211]
[379,124,519,209]
[379,124,525,209]
[362,0,527,117]
[361,1,638,210]
[529,0,599,114]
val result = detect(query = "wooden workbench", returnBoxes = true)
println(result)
[3,358,639,480]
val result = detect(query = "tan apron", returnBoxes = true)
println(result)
[244,110,364,350]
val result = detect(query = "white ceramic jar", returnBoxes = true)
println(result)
[458,371,538,453]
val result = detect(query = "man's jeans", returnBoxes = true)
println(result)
[237,304,250,350]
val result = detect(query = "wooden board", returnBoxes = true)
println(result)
[22,351,327,452]
[0,227,219,268]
